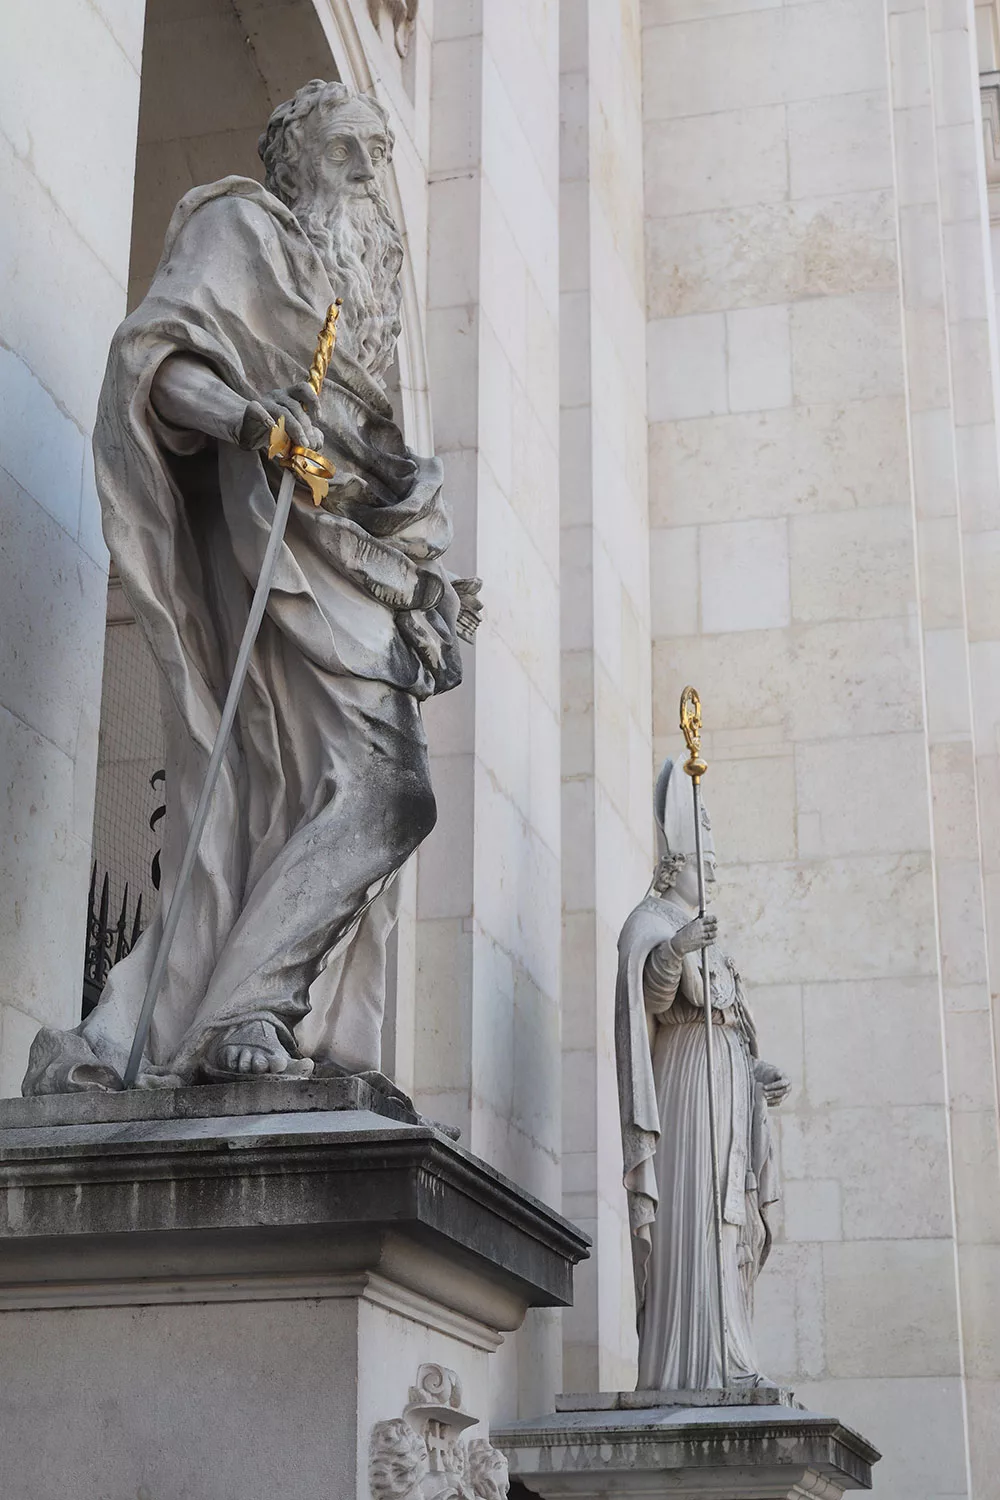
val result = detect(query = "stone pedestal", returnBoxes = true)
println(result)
[495,1390,880,1500]
[0,1078,589,1500]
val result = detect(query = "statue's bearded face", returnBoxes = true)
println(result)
[277,99,404,383]
[305,101,391,203]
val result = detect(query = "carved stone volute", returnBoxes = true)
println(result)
[369,1364,509,1500]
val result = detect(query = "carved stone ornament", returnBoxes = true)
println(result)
[369,1364,509,1500]
[367,0,419,58]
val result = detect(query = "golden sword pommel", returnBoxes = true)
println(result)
[268,299,343,506]
[680,685,708,783]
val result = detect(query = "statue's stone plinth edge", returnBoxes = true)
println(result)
[0,1072,413,1129]
[555,1386,800,1410]
[0,1090,590,1329]
[496,1399,880,1500]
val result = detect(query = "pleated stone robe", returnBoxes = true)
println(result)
[616,762,780,1390]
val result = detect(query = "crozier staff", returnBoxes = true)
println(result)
[678,687,730,1386]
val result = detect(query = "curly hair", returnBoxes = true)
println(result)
[652,852,686,896]
[369,1419,428,1500]
[467,1439,510,1500]
[258,80,394,207]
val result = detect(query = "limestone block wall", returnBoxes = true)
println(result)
[558,0,652,1395]
[0,1,145,1095]
[643,2,1000,1496]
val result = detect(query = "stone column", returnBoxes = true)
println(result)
[890,4,1000,1484]
[0,2,145,1094]
[558,0,652,1395]
[417,0,563,1421]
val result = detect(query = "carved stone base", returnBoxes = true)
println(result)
[0,1081,589,1500]
[494,1393,880,1500]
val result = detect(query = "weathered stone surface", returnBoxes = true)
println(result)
[0,1112,580,1500]
[0,1102,590,1318]
[0,1071,420,1130]
[0,1096,587,1500]
[554,1387,799,1411]
[496,1400,880,1500]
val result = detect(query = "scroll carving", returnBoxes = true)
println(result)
[369,1364,510,1500]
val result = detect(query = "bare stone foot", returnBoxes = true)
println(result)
[206,1019,303,1079]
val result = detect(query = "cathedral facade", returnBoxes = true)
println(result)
[1,1,999,1494]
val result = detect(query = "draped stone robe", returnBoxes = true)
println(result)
[24,177,464,1094]
[615,894,779,1389]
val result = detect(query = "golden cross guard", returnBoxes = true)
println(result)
[267,298,342,506]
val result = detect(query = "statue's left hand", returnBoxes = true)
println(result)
[754,1059,791,1107]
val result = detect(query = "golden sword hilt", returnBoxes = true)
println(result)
[308,298,342,398]
[268,298,343,506]
[680,685,708,784]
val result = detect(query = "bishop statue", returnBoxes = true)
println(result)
[616,758,791,1389]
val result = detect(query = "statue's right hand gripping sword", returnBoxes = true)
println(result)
[680,685,730,1389]
[266,299,341,505]
[123,302,342,1088]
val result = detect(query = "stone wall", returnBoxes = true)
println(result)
[642,1,1000,1495]
[0,2,144,1094]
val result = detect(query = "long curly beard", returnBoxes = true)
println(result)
[297,188,403,384]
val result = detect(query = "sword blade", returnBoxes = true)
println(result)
[122,463,299,1088]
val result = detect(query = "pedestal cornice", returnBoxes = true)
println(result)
[495,1400,880,1500]
[0,1079,590,1331]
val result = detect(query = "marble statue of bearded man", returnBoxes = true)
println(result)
[615,760,791,1389]
[24,80,480,1095]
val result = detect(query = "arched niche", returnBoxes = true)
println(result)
[128,0,336,307]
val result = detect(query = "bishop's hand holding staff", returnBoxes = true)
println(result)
[616,693,791,1391]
